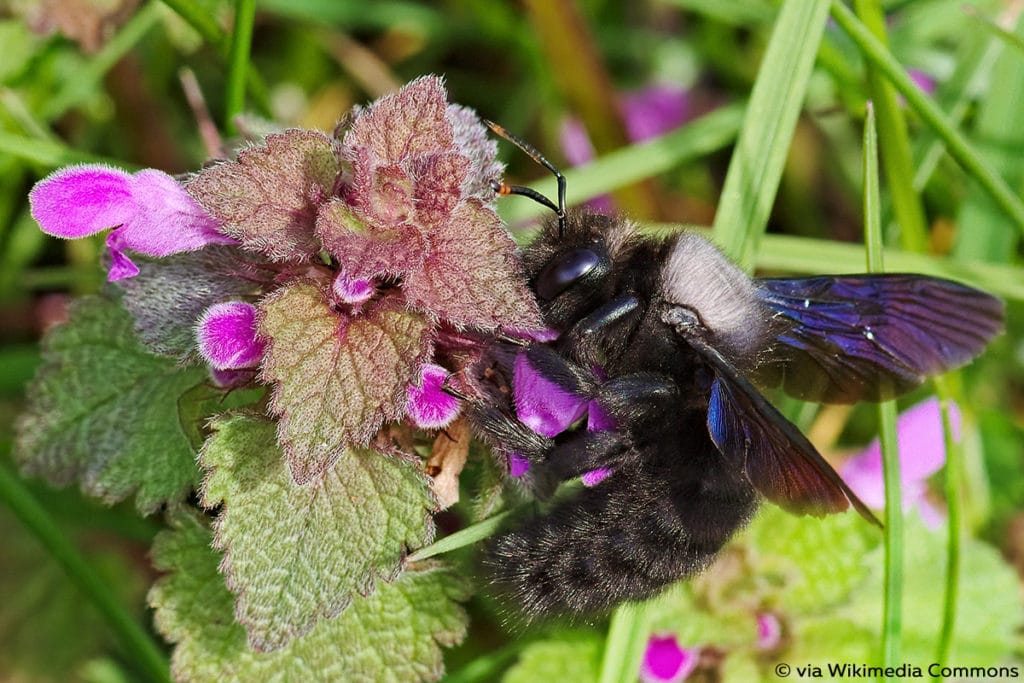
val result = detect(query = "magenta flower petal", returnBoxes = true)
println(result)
[121,170,231,256]
[640,634,698,683]
[406,363,461,429]
[197,301,266,370]
[559,117,597,167]
[908,69,936,96]
[621,84,691,142]
[29,165,232,282]
[841,397,960,512]
[756,612,782,651]
[513,352,588,438]
[509,452,530,477]
[30,165,135,238]
[106,231,140,280]
[332,271,375,304]
[587,398,618,432]
[581,467,613,487]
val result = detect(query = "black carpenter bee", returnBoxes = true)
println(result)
[463,123,1004,618]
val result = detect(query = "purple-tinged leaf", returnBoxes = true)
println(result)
[404,199,544,330]
[315,199,425,280]
[188,129,341,263]
[30,165,232,281]
[344,75,452,165]
[197,301,265,370]
[258,281,431,483]
[447,104,503,199]
[409,152,470,225]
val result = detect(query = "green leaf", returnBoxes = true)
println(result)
[745,506,874,615]
[187,129,341,262]
[199,413,436,651]
[15,296,207,513]
[501,630,603,683]
[149,510,469,683]
[258,282,431,483]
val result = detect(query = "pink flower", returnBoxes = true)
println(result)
[196,302,266,370]
[640,633,698,683]
[512,352,588,438]
[406,363,461,429]
[29,165,233,281]
[756,612,782,651]
[332,270,375,305]
[840,397,959,526]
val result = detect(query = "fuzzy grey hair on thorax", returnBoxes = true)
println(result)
[658,232,769,361]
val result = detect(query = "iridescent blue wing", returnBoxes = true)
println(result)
[679,330,879,525]
[754,274,1003,403]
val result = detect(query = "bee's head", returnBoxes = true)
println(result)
[522,210,639,330]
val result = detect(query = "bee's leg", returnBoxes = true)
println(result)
[592,372,689,429]
[544,429,635,481]
[561,294,645,366]
[463,400,552,461]
[541,372,682,479]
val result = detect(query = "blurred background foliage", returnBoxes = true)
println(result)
[0,0,1022,681]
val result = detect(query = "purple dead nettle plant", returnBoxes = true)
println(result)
[29,75,544,489]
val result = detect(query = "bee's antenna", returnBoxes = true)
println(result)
[484,119,566,236]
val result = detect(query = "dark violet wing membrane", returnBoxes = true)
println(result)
[686,332,880,526]
[755,274,1004,403]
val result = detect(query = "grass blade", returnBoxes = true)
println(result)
[863,102,903,679]
[932,376,962,683]
[225,0,257,132]
[831,0,1024,236]
[0,464,170,682]
[852,0,928,252]
[598,601,650,683]
[711,0,830,270]
[405,511,511,563]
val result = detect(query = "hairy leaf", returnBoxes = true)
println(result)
[403,199,543,329]
[118,245,267,358]
[187,129,341,262]
[744,504,872,614]
[199,413,436,651]
[315,199,426,280]
[258,281,432,483]
[344,75,453,164]
[149,510,469,683]
[15,296,207,513]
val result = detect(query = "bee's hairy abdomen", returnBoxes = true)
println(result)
[486,428,757,617]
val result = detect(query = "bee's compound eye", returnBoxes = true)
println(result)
[535,247,601,300]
